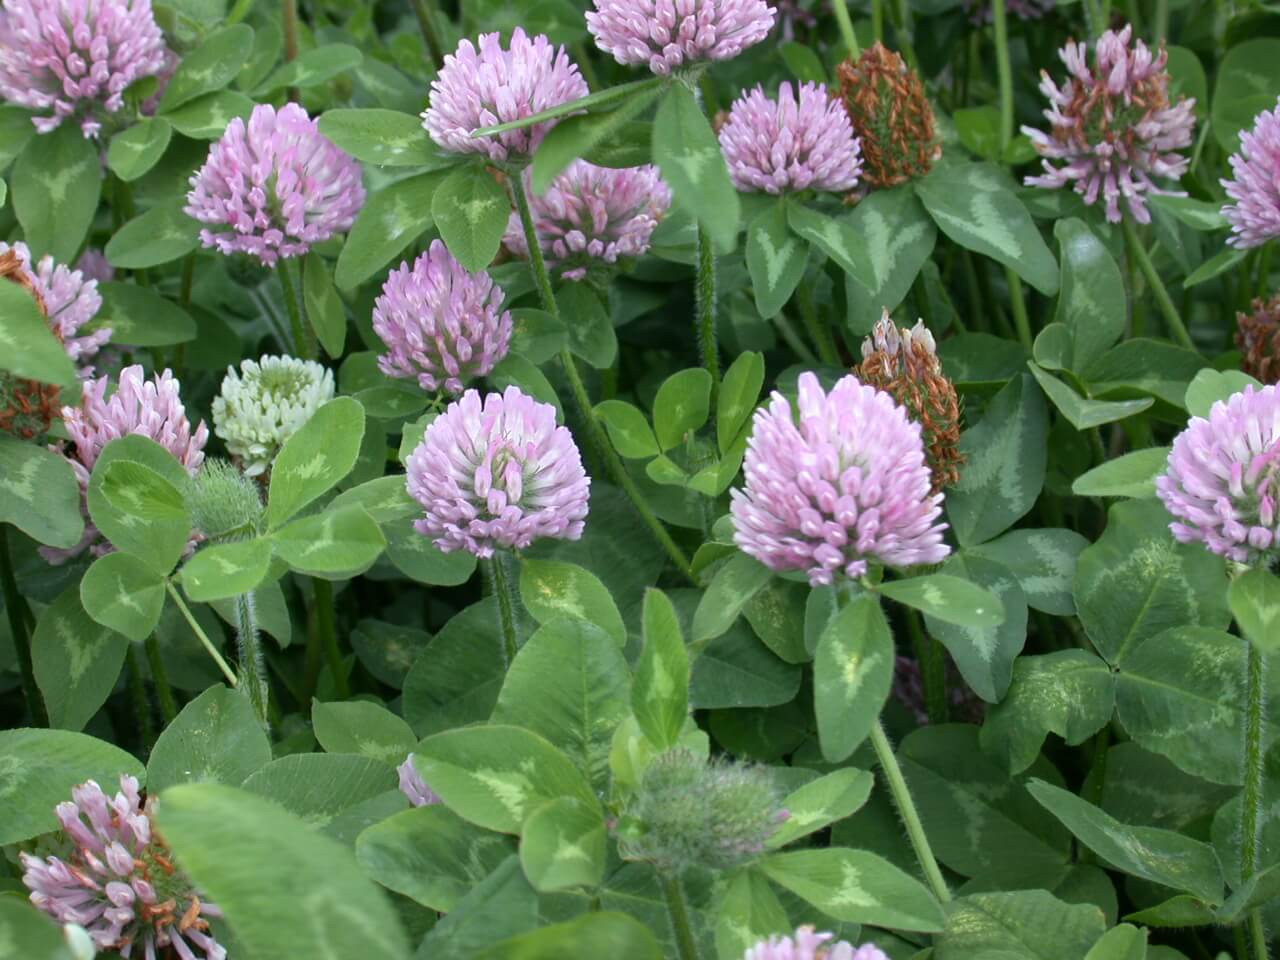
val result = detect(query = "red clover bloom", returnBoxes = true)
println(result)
[422,28,588,162]
[405,385,590,558]
[586,0,776,75]
[0,240,109,373]
[1023,25,1195,224]
[743,926,889,960]
[0,0,170,137]
[503,161,672,279]
[718,81,862,194]
[1157,383,1280,566]
[731,371,950,585]
[1222,97,1280,250]
[398,755,441,807]
[372,240,513,394]
[185,102,366,267]
[20,775,226,960]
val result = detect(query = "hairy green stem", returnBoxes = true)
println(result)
[410,0,446,67]
[509,170,696,583]
[277,260,312,359]
[796,282,840,366]
[235,592,270,726]
[661,873,701,960]
[145,633,178,723]
[870,721,952,903]
[1122,217,1196,352]
[485,554,520,668]
[992,0,1014,152]
[696,224,721,404]
[125,645,155,748]
[1006,269,1033,351]
[313,579,349,698]
[831,0,860,58]
[0,525,47,726]
[165,581,238,687]
[1242,641,1270,960]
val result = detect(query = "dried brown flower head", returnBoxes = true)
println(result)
[857,310,963,494]
[0,249,61,441]
[836,43,941,189]
[1237,294,1280,385]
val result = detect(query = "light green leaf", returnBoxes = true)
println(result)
[268,396,365,528]
[966,527,1089,616]
[814,594,893,762]
[0,897,76,960]
[312,698,416,766]
[595,399,660,459]
[692,553,773,643]
[652,83,740,251]
[179,537,273,602]
[1184,247,1248,288]
[1229,567,1280,654]
[520,796,607,891]
[79,551,166,642]
[717,351,765,454]
[0,281,77,386]
[1183,368,1261,419]
[934,890,1107,960]
[477,911,664,960]
[1054,218,1125,374]
[653,367,713,451]
[147,684,272,791]
[519,558,625,645]
[385,517,478,585]
[1211,39,1280,151]
[0,436,84,547]
[413,724,598,834]
[632,588,690,751]
[317,108,441,166]
[746,199,808,319]
[1027,779,1223,903]
[1072,447,1170,499]
[1029,363,1153,430]
[760,847,946,931]
[786,202,868,278]
[491,618,631,789]
[336,171,446,289]
[94,279,198,343]
[270,506,387,578]
[11,123,101,262]
[402,599,506,736]
[330,475,418,523]
[241,753,397,828]
[768,768,874,848]
[160,90,254,139]
[1084,924,1147,960]
[531,83,666,194]
[302,251,347,358]
[158,23,254,111]
[843,186,937,329]
[715,869,792,960]
[255,43,363,94]
[355,804,515,911]
[878,573,1005,628]
[87,437,193,574]
[157,783,409,958]
[107,117,173,181]
[31,585,130,732]
[432,164,511,272]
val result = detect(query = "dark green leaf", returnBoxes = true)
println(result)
[814,594,893,762]
[147,684,272,791]
[652,83,740,251]
[12,123,101,262]
[432,165,511,272]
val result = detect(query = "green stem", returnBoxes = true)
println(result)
[277,260,312,359]
[1122,217,1196,352]
[0,525,47,726]
[234,592,270,727]
[1006,269,1033,351]
[797,282,840,366]
[410,0,446,68]
[831,0,860,58]
[485,554,520,668]
[869,721,952,903]
[165,581,238,687]
[661,873,701,960]
[145,633,178,723]
[1242,641,1270,960]
[1153,0,1169,42]
[992,0,1014,153]
[908,611,948,725]
[281,0,301,101]
[313,579,349,698]
[509,169,696,583]
[125,645,155,748]
[772,312,819,365]
[871,0,884,44]
[696,223,721,404]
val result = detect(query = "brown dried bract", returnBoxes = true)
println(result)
[0,249,61,441]
[1237,294,1280,385]
[836,43,941,190]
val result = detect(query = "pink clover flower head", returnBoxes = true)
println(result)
[1022,24,1195,223]
[20,775,226,959]
[185,101,366,267]
[405,385,590,558]
[398,754,442,807]
[731,371,950,586]
[373,240,513,394]
[718,81,862,194]
[1222,97,1280,249]
[0,0,170,138]
[1156,383,1280,566]
[503,161,672,279]
[743,926,889,960]
[422,28,588,162]
[45,364,207,563]
[0,240,108,373]
[586,0,776,75]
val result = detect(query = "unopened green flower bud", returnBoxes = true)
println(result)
[618,750,787,872]
[187,458,264,541]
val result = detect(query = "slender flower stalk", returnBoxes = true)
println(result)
[1123,217,1195,351]
[166,581,237,687]
[1242,640,1270,960]
[277,260,312,358]
[145,633,178,723]
[662,874,701,960]
[485,553,520,667]
[314,578,349,698]
[869,720,951,902]
[697,224,721,403]
[234,592,268,726]
[1,524,46,726]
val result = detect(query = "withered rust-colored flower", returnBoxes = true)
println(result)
[857,311,964,494]
[0,248,61,441]
[836,43,940,190]
[1237,294,1280,385]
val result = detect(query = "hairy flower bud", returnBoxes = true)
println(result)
[1238,295,1280,385]
[617,750,786,872]
[836,44,940,190]
[187,459,265,542]
[857,311,964,494]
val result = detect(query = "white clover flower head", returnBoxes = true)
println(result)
[212,355,335,477]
